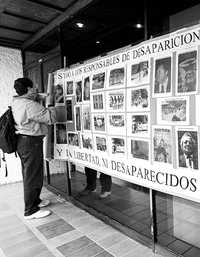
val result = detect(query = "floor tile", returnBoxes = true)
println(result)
[37,218,75,239]
[67,243,104,257]
[57,236,94,256]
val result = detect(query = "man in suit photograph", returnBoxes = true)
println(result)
[178,131,198,169]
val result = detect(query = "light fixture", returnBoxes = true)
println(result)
[96,40,100,44]
[135,23,143,29]
[76,22,84,28]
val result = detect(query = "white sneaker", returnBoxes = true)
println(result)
[99,191,111,198]
[24,210,51,220]
[38,199,51,208]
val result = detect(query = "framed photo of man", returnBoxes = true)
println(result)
[75,80,82,103]
[94,134,108,153]
[55,123,67,144]
[81,133,93,150]
[153,55,172,97]
[66,80,74,95]
[176,48,197,95]
[176,127,198,170]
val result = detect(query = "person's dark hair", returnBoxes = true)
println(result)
[14,78,33,96]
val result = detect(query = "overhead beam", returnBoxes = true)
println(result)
[0,0,12,13]
[22,0,98,50]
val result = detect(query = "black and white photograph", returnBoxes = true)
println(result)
[54,83,64,105]
[157,96,189,125]
[66,80,74,95]
[66,98,73,121]
[177,49,197,94]
[127,113,150,137]
[107,114,125,135]
[108,67,125,87]
[68,132,80,147]
[95,135,108,152]
[83,105,91,130]
[55,123,67,144]
[176,127,198,170]
[153,56,172,96]
[110,137,126,157]
[128,60,150,86]
[92,72,105,90]
[129,138,149,160]
[127,86,149,111]
[91,93,104,111]
[153,126,172,164]
[83,76,90,101]
[75,106,81,131]
[75,80,82,103]
[106,90,125,112]
[82,133,93,150]
[92,114,106,132]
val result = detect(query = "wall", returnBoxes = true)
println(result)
[0,46,23,184]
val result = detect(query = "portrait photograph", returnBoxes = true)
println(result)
[110,137,126,157]
[92,72,105,90]
[157,96,189,125]
[75,106,81,131]
[81,133,93,150]
[83,105,91,131]
[55,123,67,144]
[95,135,108,152]
[83,76,90,101]
[153,56,172,97]
[75,80,82,103]
[92,114,106,132]
[127,86,149,112]
[127,60,150,87]
[107,114,125,135]
[68,132,80,147]
[106,90,125,112]
[127,113,150,137]
[108,66,125,88]
[176,127,198,170]
[54,83,64,105]
[66,98,73,122]
[66,80,74,95]
[129,138,149,161]
[91,93,104,112]
[153,126,172,165]
[176,49,197,95]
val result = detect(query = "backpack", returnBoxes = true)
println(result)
[0,106,17,154]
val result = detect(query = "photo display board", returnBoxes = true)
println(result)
[53,24,200,203]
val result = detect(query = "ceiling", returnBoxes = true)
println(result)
[0,0,200,64]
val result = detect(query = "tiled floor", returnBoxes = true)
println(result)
[0,182,163,257]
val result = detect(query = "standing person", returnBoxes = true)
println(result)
[80,167,112,198]
[12,78,56,220]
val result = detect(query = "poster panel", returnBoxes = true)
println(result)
[65,80,74,96]
[52,25,200,203]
